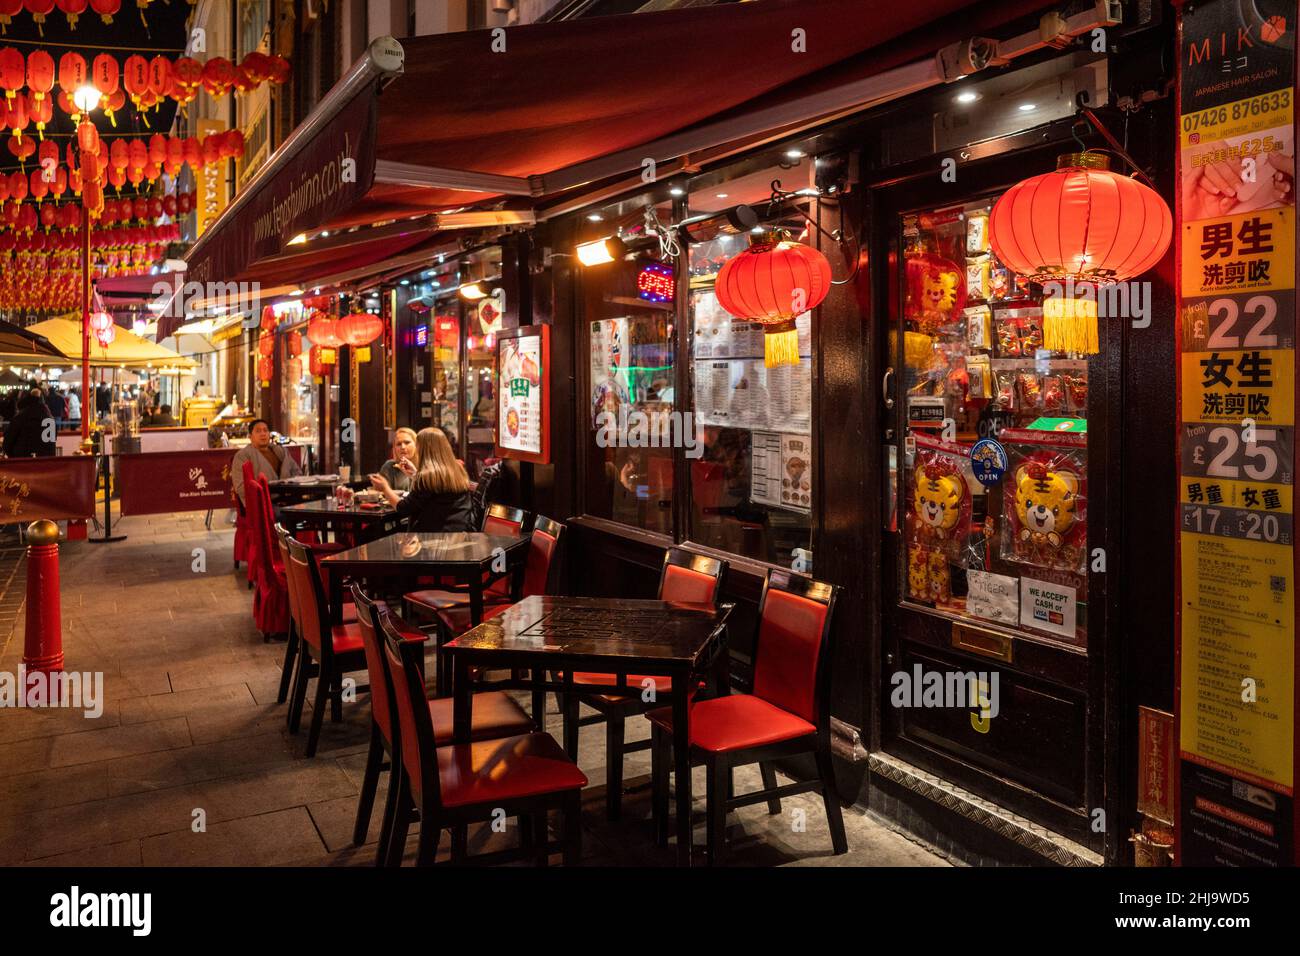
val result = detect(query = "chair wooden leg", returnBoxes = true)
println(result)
[387,774,413,867]
[707,756,729,867]
[651,726,669,847]
[816,745,848,855]
[352,725,382,846]
[375,759,400,867]
[562,791,582,866]
[562,691,580,761]
[305,665,330,757]
[415,808,441,867]
[288,651,312,733]
[759,761,783,815]
[330,671,343,722]
[605,713,625,821]
[531,669,546,728]
[450,824,469,863]
[276,629,299,705]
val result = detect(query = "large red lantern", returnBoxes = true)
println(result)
[24,0,56,35]
[55,0,86,29]
[0,46,23,99]
[307,313,343,349]
[0,2,21,33]
[988,152,1173,354]
[57,51,86,96]
[715,232,832,368]
[338,312,384,347]
[88,0,116,24]
[257,333,274,357]
[26,49,54,101]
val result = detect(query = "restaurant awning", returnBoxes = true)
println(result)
[185,0,1049,289]
[0,319,65,362]
[13,318,199,370]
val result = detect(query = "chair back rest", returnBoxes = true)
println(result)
[751,570,838,726]
[251,477,280,578]
[351,584,395,743]
[285,537,328,656]
[275,524,301,633]
[379,610,441,808]
[658,547,727,607]
[242,463,262,577]
[482,502,533,536]
[470,462,504,528]
[522,514,566,598]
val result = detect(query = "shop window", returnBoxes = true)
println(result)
[281,325,318,447]
[685,184,815,567]
[426,307,461,443]
[897,198,1089,647]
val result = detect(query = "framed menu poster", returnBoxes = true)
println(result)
[495,325,551,464]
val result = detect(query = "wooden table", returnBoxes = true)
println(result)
[443,595,732,866]
[280,497,401,544]
[268,476,368,504]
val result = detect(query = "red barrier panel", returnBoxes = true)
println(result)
[117,449,239,517]
[0,457,97,525]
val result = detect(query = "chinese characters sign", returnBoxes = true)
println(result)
[0,458,95,525]
[117,449,239,517]
[1177,0,1297,867]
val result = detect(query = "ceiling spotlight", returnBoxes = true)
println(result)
[399,279,410,286]
[955,90,979,104]
[669,187,684,197]
[459,280,491,300]
[1018,102,1036,112]
[575,236,629,267]
[715,192,729,199]
[785,149,804,159]
[587,213,604,222]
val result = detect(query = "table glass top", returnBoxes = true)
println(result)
[321,531,527,566]
[280,498,396,516]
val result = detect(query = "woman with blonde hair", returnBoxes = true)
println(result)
[372,426,419,495]
[373,427,474,532]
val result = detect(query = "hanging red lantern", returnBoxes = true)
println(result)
[88,0,116,24]
[100,87,123,126]
[57,51,86,97]
[147,132,166,165]
[161,192,176,217]
[0,47,23,99]
[714,231,832,368]
[122,54,147,109]
[307,313,343,349]
[988,152,1173,354]
[76,117,98,153]
[7,132,32,162]
[201,57,234,98]
[222,128,244,160]
[55,0,86,29]
[176,190,192,214]
[201,134,221,166]
[0,2,22,33]
[257,355,273,384]
[259,304,276,332]
[28,166,47,201]
[257,333,274,357]
[39,202,55,228]
[337,312,384,347]
[285,334,302,358]
[3,88,25,134]
[91,52,117,95]
[181,135,201,169]
[26,89,52,138]
[127,136,146,171]
[91,309,114,345]
[8,169,25,201]
[267,55,290,85]
[24,0,56,35]
[26,49,54,101]
[147,55,169,101]
[80,148,101,182]
[172,56,201,90]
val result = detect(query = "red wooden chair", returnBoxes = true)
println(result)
[284,536,369,757]
[401,504,534,622]
[378,609,587,866]
[245,475,289,640]
[564,548,728,820]
[233,485,251,579]
[647,569,847,865]
[429,514,566,703]
[350,585,535,864]
[240,460,258,589]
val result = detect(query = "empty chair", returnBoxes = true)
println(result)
[647,569,847,865]
[565,548,728,820]
[350,584,534,864]
[378,610,587,866]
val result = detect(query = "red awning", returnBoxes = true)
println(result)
[186,0,1046,288]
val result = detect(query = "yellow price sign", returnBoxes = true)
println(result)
[1182,207,1295,298]
[1180,87,1294,146]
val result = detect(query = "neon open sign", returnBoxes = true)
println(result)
[636,262,675,303]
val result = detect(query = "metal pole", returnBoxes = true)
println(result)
[81,204,91,444]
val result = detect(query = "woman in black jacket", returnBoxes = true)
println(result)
[371,427,474,532]
[2,391,56,458]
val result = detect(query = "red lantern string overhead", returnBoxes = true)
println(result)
[987,152,1173,354]
[55,0,86,29]
[87,0,116,24]
[715,231,832,368]
[257,333,274,357]
[338,312,384,347]
[201,57,234,98]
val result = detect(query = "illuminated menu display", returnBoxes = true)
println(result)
[495,326,551,464]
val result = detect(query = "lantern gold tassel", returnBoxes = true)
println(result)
[1042,296,1099,355]
[764,320,800,368]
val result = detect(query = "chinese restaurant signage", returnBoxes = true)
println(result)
[1176,0,1297,867]
[0,458,95,525]
[495,325,550,465]
[117,449,239,517]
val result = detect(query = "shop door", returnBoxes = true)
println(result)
[877,151,1110,850]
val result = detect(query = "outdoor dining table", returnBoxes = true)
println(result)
[279,497,402,544]
[443,594,733,867]
[268,475,369,504]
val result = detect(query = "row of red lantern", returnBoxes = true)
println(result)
[0,48,289,116]
[0,157,195,210]
[0,1,139,35]
[0,218,179,246]
[6,124,243,186]
[306,312,384,349]
[0,194,188,232]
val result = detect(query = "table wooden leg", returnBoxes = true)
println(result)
[452,655,472,745]
[328,567,343,626]
[672,681,692,867]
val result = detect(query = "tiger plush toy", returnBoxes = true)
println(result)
[912,461,965,544]
[1013,461,1081,553]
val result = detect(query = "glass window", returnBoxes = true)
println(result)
[580,197,677,535]
[281,324,318,447]
[462,246,503,478]
[685,168,815,567]
[427,307,461,441]
[897,197,1090,647]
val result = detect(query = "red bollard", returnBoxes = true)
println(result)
[22,519,63,673]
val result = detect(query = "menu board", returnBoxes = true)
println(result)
[1176,0,1296,866]
[751,430,813,514]
[494,325,550,464]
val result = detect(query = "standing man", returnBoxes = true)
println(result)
[230,419,301,505]
[45,388,66,430]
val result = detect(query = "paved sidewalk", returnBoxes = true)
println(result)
[0,510,948,867]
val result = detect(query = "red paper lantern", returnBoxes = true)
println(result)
[7,131,32,161]
[0,2,21,33]
[91,52,117,96]
[26,89,52,136]
[26,49,54,100]
[58,52,86,95]
[24,0,56,34]
[127,137,146,171]
[307,313,343,349]
[267,55,290,85]
[257,355,273,383]
[147,55,170,100]
[88,0,117,24]
[39,202,55,228]
[201,57,234,98]
[177,190,192,214]
[0,47,24,98]
[8,169,25,201]
[988,152,1173,353]
[172,57,201,89]
[28,167,47,201]
[55,0,87,29]
[715,232,831,367]
[222,128,244,160]
[161,192,176,217]
[338,312,384,347]
[91,309,115,345]
[285,334,302,357]
[257,333,274,357]
[76,118,98,153]
[122,54,148,108]
[4,90,25,134]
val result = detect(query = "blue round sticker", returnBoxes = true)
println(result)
[970,439,1008,488]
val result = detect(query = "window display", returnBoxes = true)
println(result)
[897,197,1091,646]
[280,324,318,448]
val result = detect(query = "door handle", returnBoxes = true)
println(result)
[882,366,895,410]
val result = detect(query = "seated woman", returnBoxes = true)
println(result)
[370,427,474,532]
[376,426,418,493]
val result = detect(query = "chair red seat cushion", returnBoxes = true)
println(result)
[428,691,532,746]
[435,732,588,808]
[330,622,367,655]
[644,693,816,753]
[404,588,473,613]
[434,600,513,636]
[573,671,682,694]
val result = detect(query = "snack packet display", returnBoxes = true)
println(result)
[999,429,1087,574]
[907,434,974,562]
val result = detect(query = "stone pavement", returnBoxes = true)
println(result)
[0,510,949,867]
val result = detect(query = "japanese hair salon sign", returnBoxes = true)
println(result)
[1176,0,1297,867]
